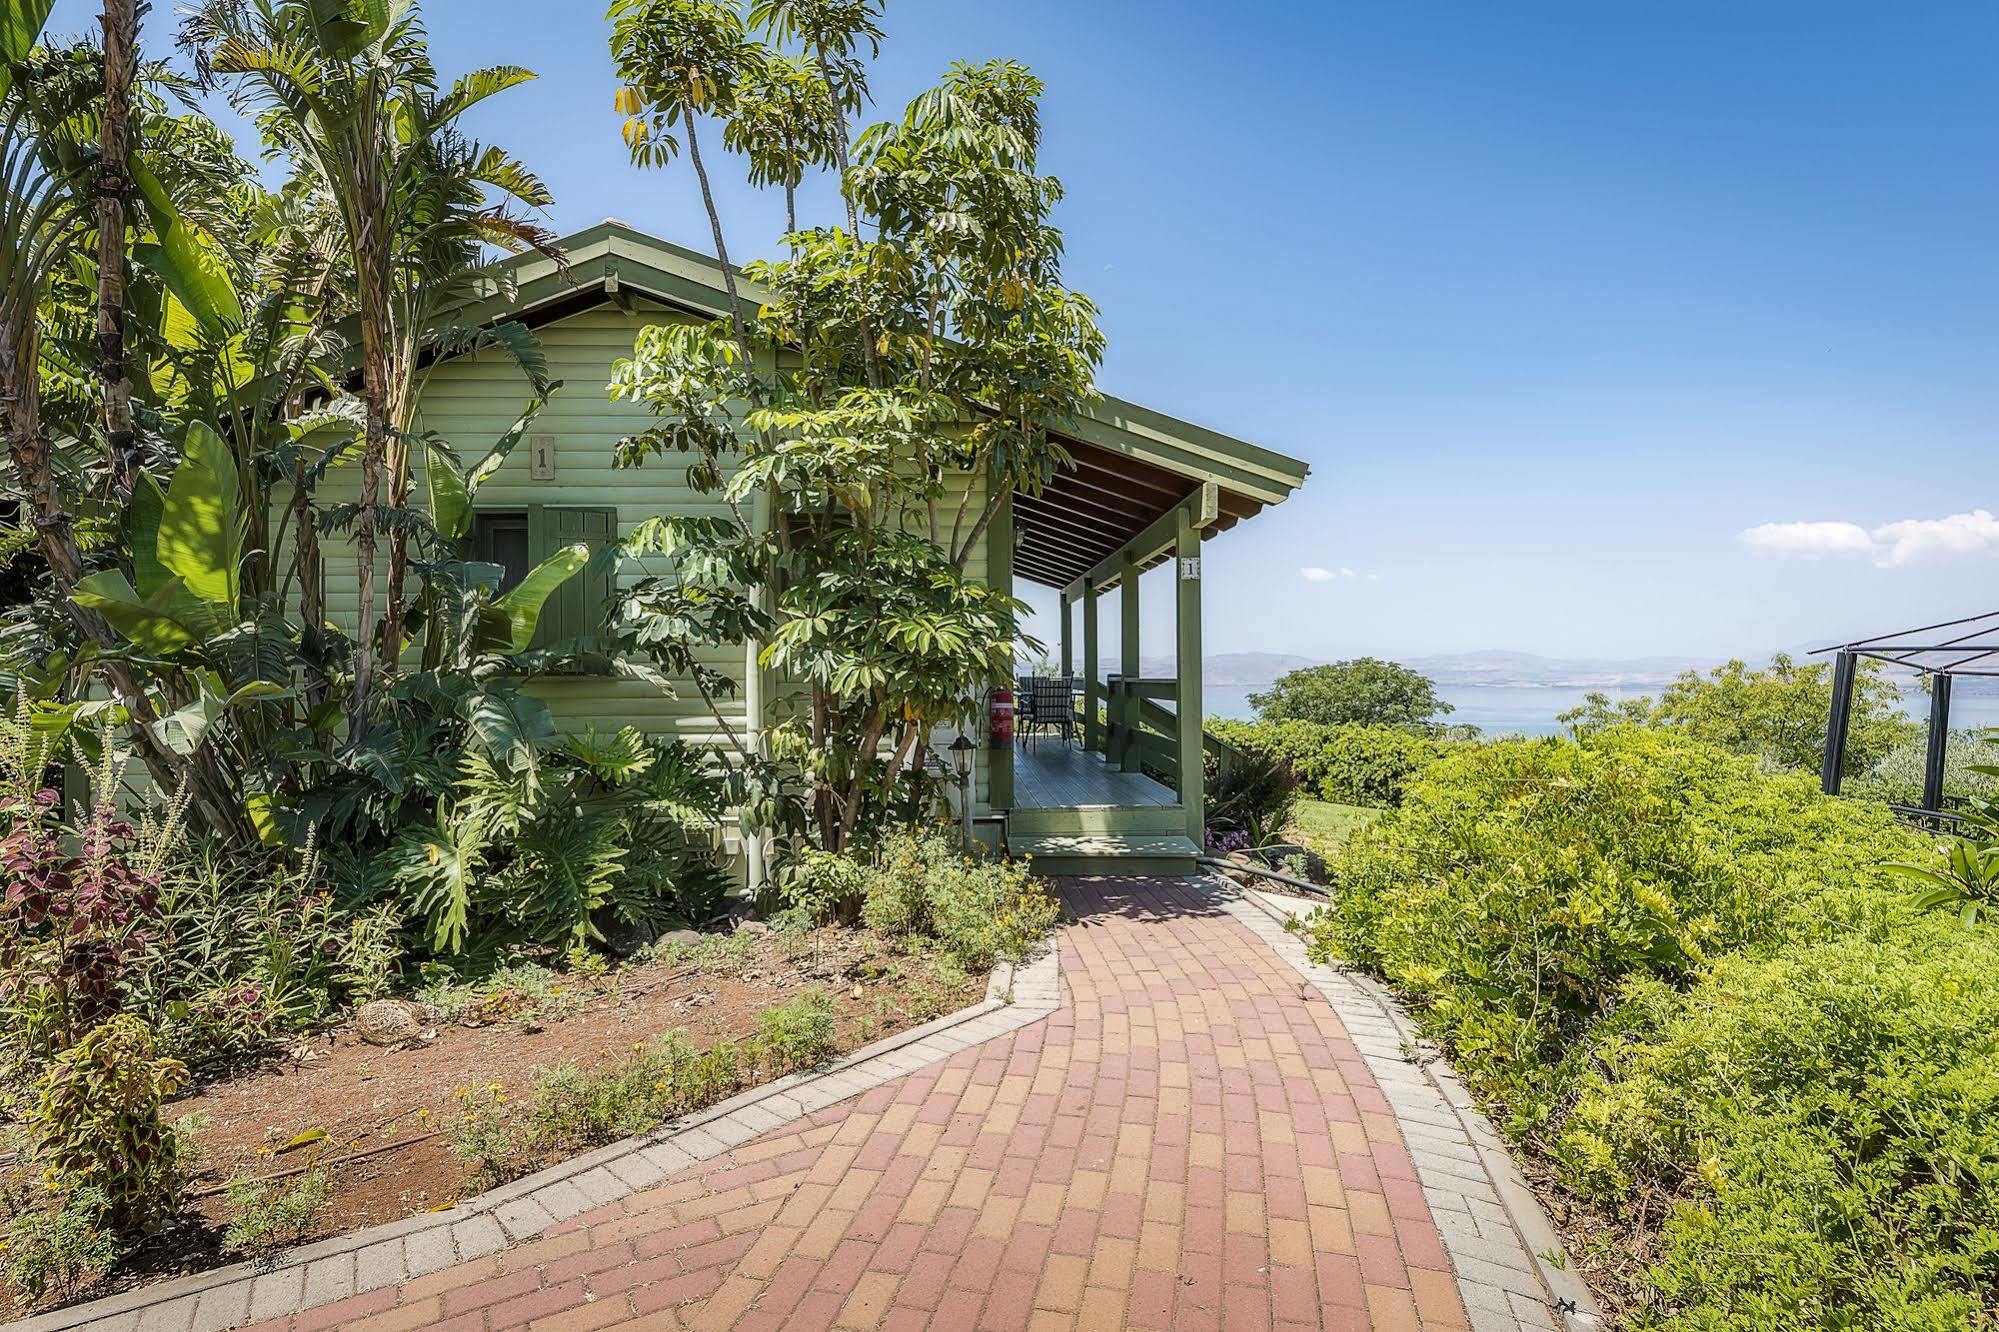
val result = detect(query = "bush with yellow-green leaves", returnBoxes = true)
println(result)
[1305,727,1997,1329]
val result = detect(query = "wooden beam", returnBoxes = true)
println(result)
[1061,483,1219,601]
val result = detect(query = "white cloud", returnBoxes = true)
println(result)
[1739,520,1876,560]
[1740,510,1999,568]
[1872,510,1999,566]
[1299,566,1337,582]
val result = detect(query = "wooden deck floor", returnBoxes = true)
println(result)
[1012,740,1177,808]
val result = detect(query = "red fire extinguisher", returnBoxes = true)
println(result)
[989,688,1014,747]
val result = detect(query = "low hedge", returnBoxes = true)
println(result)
[1302,726,1996,1328]
[1207,718,1443,807]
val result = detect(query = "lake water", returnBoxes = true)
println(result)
[1205,683,1999,737]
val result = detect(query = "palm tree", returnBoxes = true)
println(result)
[186,0,559,739]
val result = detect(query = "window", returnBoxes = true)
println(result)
[469,506,618,649]
[472,513,531,594]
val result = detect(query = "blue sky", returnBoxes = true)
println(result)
[63,0,1999,662]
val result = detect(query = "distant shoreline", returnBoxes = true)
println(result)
[1204,681,1999,737]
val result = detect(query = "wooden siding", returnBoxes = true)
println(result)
[312,303,1002,807]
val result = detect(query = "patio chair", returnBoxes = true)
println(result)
[1028,676,1075,750]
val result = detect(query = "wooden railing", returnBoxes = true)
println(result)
[1083,676,1249,798]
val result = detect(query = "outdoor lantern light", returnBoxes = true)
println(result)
[948,733,976,847]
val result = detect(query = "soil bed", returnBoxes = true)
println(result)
[3,925,983,1320]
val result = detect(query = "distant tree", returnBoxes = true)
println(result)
[1249,658,1451,730]
[1559,653,1914,778]
[1557,691,1654,739]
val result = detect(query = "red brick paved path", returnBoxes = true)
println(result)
[260,878,1469,1331]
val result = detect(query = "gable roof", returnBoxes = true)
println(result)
[449,221,1310,589]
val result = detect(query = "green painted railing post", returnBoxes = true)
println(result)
[1120,555,1141,772]
[1058,593,1072,679]
[1175,509,1204,840]
[1082,579,1101,754]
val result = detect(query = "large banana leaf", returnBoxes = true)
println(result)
[425,392,553,541]
[72,571,200,654]
[483,543,587,654]
[159,421,243,608]
[0,0,55,100]
[129,470,175,597]
[132,162,244,335]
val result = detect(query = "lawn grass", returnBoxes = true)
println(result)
[1288,798,1379,856]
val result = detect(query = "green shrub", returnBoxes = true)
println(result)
[1559,919,1999,1329]
[1203,748,1299,846]
[28,1016,191,1231]
[861,832,1060,970]
[1849,731,1999,809]
[0,1184,122,1309]
[1299,725,1999,1327]
[1305,727,1921,1125]
[222,1165,334,1254]
[1208,718,1443,808]
[131,846,404,1075]
[772,848,871,928]
[451,992,839,1185]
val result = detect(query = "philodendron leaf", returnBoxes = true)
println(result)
[160,421,243,608]
[485,543,587,654]
[463,689,557,774]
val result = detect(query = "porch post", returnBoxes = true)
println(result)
[1175,510,1203,840]
[1119,554,1141,772]
[987,486,1015,812]
[1082,579,1101,753]
[1058,594,1072,679]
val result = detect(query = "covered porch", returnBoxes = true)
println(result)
[983,400,1308,872]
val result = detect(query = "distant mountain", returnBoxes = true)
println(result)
[1400,651,1718,690]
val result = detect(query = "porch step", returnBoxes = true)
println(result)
[1009,831,1201,877]
[1008,803,1189,837]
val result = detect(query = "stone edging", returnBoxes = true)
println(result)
[16,948,1063,1332]
[1220,880,1605,1332]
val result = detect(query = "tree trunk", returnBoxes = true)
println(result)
[683,115,753,361]
[349,235,391,743]
[95,0,140,501]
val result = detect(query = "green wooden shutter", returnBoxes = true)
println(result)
[530,506,617,647]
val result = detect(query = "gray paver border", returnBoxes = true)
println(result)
[1222,879,1605,1332]
[15,947,1063,1332]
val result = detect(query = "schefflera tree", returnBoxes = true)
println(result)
[606,0,1104,852]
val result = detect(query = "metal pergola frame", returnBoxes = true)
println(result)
[1814,609,1999,814]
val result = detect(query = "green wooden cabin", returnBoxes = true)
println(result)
[318,223,1308,879]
